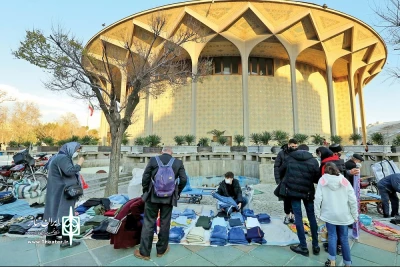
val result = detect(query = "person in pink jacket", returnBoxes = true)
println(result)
[314,162,358,267]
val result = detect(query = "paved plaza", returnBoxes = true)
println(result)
[1,184,399,266]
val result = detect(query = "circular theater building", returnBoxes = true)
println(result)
[86,0,387,146]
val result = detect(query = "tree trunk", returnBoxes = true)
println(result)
[104,129,123,196]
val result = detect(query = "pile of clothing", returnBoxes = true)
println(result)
[228,227,248,245]
[210,225,228,246]
[186,226,206,244]
[169,227,185,243]
[246,226,267,244]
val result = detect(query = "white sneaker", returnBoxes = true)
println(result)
[284,216,290,224]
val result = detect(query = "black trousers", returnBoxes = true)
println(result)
[139,201,173,257]
[284,198,293,214]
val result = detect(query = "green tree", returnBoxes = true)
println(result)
[13,17,211,196]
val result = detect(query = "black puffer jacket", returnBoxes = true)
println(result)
[274,144,290,184]
[279,150,320,200]
[217,179,243,203]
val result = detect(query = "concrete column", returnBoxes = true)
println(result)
[144,92,153,135]
[326,64,337,136]
[347,64,359,134]
[191,58,198,137]
[289,58,299,134]
[358,78,367,144]
[241,54,250,146]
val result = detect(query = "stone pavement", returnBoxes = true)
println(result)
[1,230,399,266]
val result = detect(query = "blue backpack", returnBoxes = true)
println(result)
[152,156,177,197]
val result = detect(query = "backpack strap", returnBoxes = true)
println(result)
[166,158,175,167]
[155,156,165,167]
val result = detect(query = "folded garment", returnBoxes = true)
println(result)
[229,218,243,227]
[84,215,108,227]
[79,213,93,226]
[212,192,239,210]
[230,212,244,223]
[173,216,189,225]
[172,209,181,219]
[228,227,249,245]
[169,227,185,243]
[186,226,205,244]
[94,204,105,215]
[75,226,94,239]
[201,209,215,217]
[171,219,192,229]
[108,194,129,205]
[211,217,227,229]
[86,207,96,216]
[257,213,271,224]
[25,220,48,236]
[246,226,264,239]
[9,219,35,235]
[249,237,267,245]
[92,220,110,240]
[246,217,261,229]
[210,225,228,246]
[75,205,89,215]
[242,209,256,219]
[196,216,211,230]
[104,209,117,217]
[181,209,196,219]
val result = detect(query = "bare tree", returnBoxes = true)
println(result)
[0,89,15,104]
[372,0,400,79]
[12,14,212,196]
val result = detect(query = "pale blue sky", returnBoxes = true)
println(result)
[0,0,399,129]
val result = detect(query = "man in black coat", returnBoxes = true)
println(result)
[279,144,320,257]
[135,146,187,260]
[345,154,364,186]
[274,138,298,224]
[217,171,247,211]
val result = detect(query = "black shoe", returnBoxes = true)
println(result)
[290,244,309,256]
[337,245,342,256]
[323,242,328,252]
[313,246,320,255]
[60,240,81,249]
[325,259,335,267]
[384,214,390,218]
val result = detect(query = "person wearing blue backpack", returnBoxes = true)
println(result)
[134,146,187,260]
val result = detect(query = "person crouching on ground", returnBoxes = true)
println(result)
[279,144,320,257]
[314,162,358,267]
[377,173,400,218]
[217,171,247,212]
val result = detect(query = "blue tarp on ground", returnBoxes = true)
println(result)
[0,199,44,217]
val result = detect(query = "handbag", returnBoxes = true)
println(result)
[57,165,83,200]
[106,217,125,234]
[273,181,287,198]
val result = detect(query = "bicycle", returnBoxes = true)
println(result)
[0,149,47,192]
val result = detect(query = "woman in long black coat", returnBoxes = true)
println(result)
[44,142,84,248]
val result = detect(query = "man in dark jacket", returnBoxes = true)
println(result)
[345,154,364,186]
[377,173,400,218]
[279,144,320,257]
[135,146,187,260]
[217,171,247,211]
[274,138,298,224]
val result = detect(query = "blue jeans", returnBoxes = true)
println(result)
[378,184,399,216]
[326,223,351,266]
[291,199,319,248]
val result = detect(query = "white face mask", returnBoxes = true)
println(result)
[72,152,79,158]
[225,179,232,184]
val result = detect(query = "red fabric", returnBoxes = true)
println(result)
[80,174,89,189]
[321,155,340,175]
[361,221,400,241]
[104,209,118,217]
[110,197,145,249]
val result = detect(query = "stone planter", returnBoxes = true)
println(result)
[171,146,198,154]
[6,147,26,151]
[258,145,272,154]
[143,147,162,154]
[81,145,99,152]
[230,146,247,153]
[131,146,144,154]
[37,146,59,153]
[343,145,366,153]
[247,146,259,153]
[391,146,400,153]
[212,146,231,153]
[98,146,112,152]
[121,146,131,153]
[197,146,212,153]
[271,146,281,154]
[307,145,320,153]
[368,145,392,153]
